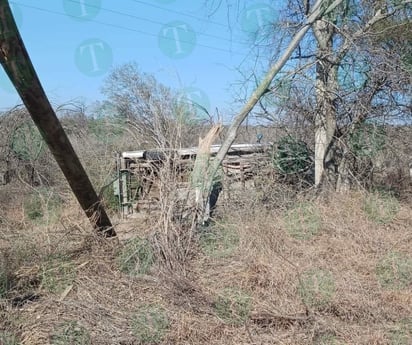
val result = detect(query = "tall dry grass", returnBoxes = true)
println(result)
[1,182,411,344]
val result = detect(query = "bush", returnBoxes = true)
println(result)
[376,252,412,290]
[298,269,335,308]
[101,182,120,212]
[283,202,321,240]
[117,237,155,276]
[273,136,312,175]
[388,331,410,345]
[363,192,399,224]
[0,333,20,345]
[349,123,386,159]
[50,321,90,345]
[131,304,169,344]
[10,121,44,162]
[199,224,239,258]
[314,332,340,345]
[23,189,62,223]
[214,288,252,325]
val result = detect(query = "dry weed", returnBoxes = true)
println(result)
[1,187,411,344]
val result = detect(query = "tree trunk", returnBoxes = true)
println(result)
[0,0,115,237]
[313,18,338,187]
[193,0,344,223]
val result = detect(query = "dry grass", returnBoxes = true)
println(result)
[1,183,411,344]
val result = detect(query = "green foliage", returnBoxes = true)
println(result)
[298,269,335,308]
[214,288,252,325]
[117,237,155,276]
[10,121,44,161]
[51,321,91,345]
[101,182,120,212]
[88,117,125,143]
[41,256,76,294]
[0,333,20,345]
[388,329,410,345]
[23,189,62,223]
[284,202,321,240]
[314,332,340,345]
[131,304,169,344]
[376,252,412,290]
[274,136,312,175]
[199,224,239,258]
[363,192,399,224]
[349,123,386,159]
[388,318,412,345]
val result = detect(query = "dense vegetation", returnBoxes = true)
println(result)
[0,0,411,343]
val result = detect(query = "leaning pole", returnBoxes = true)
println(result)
[0,1,116,237]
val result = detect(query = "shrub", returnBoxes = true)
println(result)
[298,269,335,308]
[10,121,44,161]
[199,224,239,258]
[117,237,155,276]
[273,136,312,175]
[386,318,412,345]
[363,191,399,224]
[50,321,90,345]
[283,202,321,240]
[376,252,412,290]
[214,288,252,325]
[388,328,410,345]
[349,123,386,159]
[314,332,340,345]
[131,304,169,344]
[0,333,20,345]
[24,189,62,223]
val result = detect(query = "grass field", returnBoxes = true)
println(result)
[1,184,411,344]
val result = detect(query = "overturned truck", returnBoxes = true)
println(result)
[113,143,272,217]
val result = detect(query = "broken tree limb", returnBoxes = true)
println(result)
[191,125,222,224]
[0,0,115,237]
[196,0,344,222]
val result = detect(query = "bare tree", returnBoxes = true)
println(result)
[192,0,344,223]
[101,62,205,149]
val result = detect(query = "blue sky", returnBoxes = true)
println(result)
[0,0,281,119]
